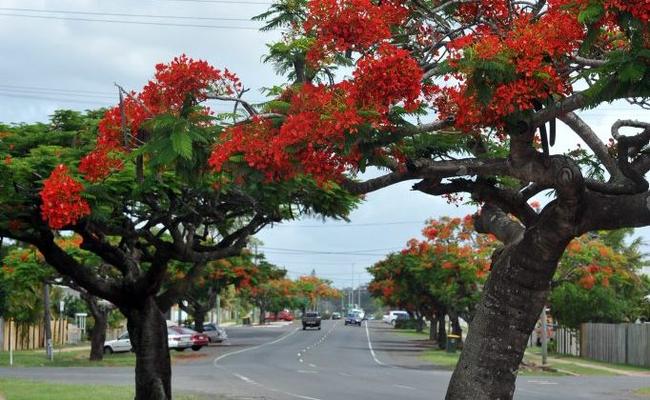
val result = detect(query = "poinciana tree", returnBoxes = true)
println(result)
[170,252,262,332]
[550,231,650,329]
[0,58,357,399]
[1,236,116,361]
[293,275,341,312]
[214,1,649,398]
[368,216,494,345]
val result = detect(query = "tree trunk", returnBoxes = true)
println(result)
[89,310,108,361]
[437,312,447,350]
[445,239,566,400]
[429,316,437,341]
[450,312,463,349]
[193,310,205,333]
[124,296,172,400]
[81,292,109,362]
[259,305,266,325]
[415,314,425,333]
[42,283,53,360]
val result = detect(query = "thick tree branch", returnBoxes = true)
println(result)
[559,112,621,179]
[473,204,524,245]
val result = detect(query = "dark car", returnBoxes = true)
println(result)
[345,312,362,326]
[302,311,321,330]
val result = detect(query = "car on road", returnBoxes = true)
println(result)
[202,322,228,343]
[103,332,131,354]
[302,311,321,330]
[331,312,341,320]
[345,312,363,326]
[383,310,409,325]
[167,325,194,351]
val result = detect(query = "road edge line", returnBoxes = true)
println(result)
[364,321,385,366]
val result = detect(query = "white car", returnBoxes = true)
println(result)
[104,332,132,354]
[382,310,409,325]
[167,325,194,351]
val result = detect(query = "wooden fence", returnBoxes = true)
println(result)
[580,323,650,367]
[1,319,68,351]
[555,326,580,357]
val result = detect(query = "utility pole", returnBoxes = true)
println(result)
[43,283,53,361]
[540,307,548,365]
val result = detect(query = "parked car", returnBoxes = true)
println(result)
[103,332,132,354]
[202,322,228,343]
[173,326,209,351]
[278,309,294,321]
[302,311,322,330]
[345,312,362,326]
[167,325,194,351]
[331,312,342,320]
[383,310,409,325]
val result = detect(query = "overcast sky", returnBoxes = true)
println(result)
[1,0,648,287]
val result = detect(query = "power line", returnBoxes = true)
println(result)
[270,220,426,228]
[0,7,257,22]
[260,246,400,256]
[0,12,262,30]
[0,84,115,97]
[155,0,271,4]
[0,92,113,106]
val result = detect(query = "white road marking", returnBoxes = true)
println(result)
[526,380,558,385]
[364,321,385,366]
[213,327,299,366]
[233,373,257,385]
[308,363,317,368]
[297,369,318,374]
[393,384,416,390]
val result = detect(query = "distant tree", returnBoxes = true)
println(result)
[1,237,115,361]
[369,216,495,346]
[0,58,357,399]
[550,231,650,329]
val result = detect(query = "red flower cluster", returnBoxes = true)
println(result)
[40,165,91,229]
[304,0,408,63]
[352,44,423,113]
[210,83,364,183]
[79,54,241,182]
[437,7,584,132]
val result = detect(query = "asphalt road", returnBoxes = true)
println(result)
[0,320,647,400]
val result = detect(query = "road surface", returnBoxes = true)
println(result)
[0,320,647,399]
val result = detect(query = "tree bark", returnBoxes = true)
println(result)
[429,316,437,341]
[81,291,109,362]
[437,312,447,350]
[193,310,205,333]
[445,236,569,399]
[123,296,172,400]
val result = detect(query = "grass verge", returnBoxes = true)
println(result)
[0,378,209,400]
[0,349,206,367]
[634,387,650,397]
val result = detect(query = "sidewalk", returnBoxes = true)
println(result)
[367,321,446,370]
[525,352,650,377]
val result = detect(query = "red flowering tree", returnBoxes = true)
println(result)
[235,1,649,398]
[550,231,650,329]
[169,252,262,332]
[0,57,357,399]
[368,216,495,345]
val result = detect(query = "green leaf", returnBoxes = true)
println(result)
[619,62,647,82]
[578,3,604,24]
[170,130,193,160]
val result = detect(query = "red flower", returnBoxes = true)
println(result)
[40,165,91,229]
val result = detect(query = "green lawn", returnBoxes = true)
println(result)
[0,378,210,400]
[0,349,206,368]
[635,387,650,397]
